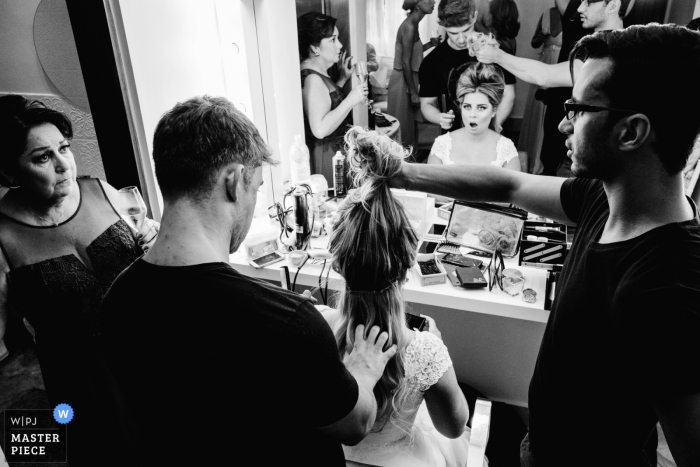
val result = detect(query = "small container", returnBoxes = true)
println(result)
[437,202,453,220]
[242,228,279,260]
[413,259,447,287]
[288,250,308,268]
[502,269,525,296]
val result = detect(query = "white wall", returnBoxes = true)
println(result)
[0,0,56,95]
[695,0,700,18]
[117,0,267,211]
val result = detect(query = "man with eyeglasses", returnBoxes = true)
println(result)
[476,0,631,177]
[387,24,700,467]
[418,0,516,132]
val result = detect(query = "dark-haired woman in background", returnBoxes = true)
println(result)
[476,0,520,55]
[298,12,368,184]
[0,95,157,465]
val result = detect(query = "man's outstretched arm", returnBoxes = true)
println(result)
[392,163,574,225]
[475,46,583,89]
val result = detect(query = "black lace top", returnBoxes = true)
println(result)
[0,177,141,340]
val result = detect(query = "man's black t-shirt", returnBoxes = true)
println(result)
[528,178,700,466]
[100,260,358,466]
[418,40,515,129]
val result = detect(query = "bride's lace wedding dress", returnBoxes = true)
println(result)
[343,331,488,467]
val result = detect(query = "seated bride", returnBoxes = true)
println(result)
[321,127,487,467]
[428,62,520,171]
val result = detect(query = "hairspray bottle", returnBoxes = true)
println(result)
[333,151,346,197]
[292,187,309,250]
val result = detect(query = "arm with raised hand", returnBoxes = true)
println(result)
[475,46,582,89]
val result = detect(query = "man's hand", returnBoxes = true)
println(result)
[475,46,503,65]
[343,324,397,389]
[440,110,455,130]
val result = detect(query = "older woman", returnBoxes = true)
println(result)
[298,11,368,184]
[0,95,157,465]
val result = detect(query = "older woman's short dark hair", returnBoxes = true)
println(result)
[438,0,476,28]
[297,12,337,62]
[152,96,274,201]
[570,24,700,175]
[0,95,73,186]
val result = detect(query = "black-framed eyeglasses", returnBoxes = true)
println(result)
[487,249,505,292]
[564,99,638,121]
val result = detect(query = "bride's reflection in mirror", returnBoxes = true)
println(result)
[297,12,368,185]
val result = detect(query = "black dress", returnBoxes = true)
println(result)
[301,68,353,185]
[0,177,141,466]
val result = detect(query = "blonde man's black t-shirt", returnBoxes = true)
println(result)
[100,260,358,466]
[528,178,700,466]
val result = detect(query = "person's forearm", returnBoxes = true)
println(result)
[422,42,434,52]
[341,376,379,445]
[336,76,349,88]
[394,162,516,202]
[312,98,355,139]
[401,65,418,96]
[421,100,442,125]
[495,51,570,88]
[495,84,515,129]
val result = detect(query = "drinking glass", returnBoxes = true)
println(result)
[355,61,368,84]
[118,186,147,232]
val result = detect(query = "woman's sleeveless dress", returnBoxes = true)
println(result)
[518,8,563,174]
[387,35,423,146]
[429,133,519,168]
[301,68,353,185]
[0,177,142,466]
[343,331,487,467]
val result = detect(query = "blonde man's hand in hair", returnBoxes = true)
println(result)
[343,324,398,389]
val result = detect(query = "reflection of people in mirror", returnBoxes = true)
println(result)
[298,12,368,185]
[0,94,158,466]
[428,62,520,171]
[387,0,440,147]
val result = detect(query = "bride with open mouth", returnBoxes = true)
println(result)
[427,62,520,172]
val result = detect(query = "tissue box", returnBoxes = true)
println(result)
[391,189,431,237]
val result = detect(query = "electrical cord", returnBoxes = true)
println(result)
[292,254,309,291]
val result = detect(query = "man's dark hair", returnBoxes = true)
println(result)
[437,0,476,28]
[152,96,274,200]
[0,95,73,186]
[687,17,700,32]
[570,24,700,175]
[297,12,337,62]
